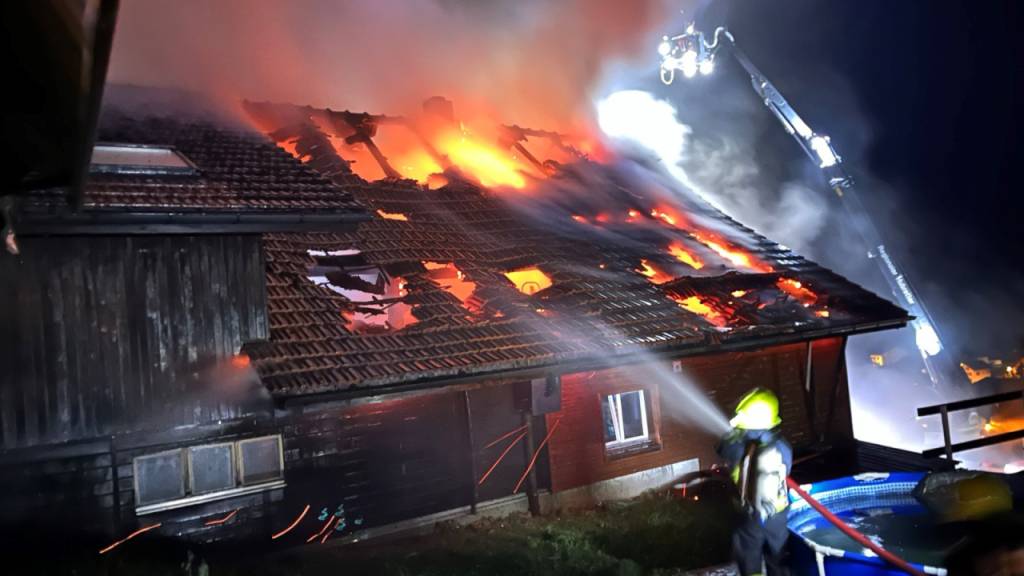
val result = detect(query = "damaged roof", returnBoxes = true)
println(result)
[20,90,907,398]
[18,87,367,229]
[237,101,909,399]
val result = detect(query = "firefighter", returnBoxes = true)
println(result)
[717,388,793,576]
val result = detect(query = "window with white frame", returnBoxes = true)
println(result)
[602,390,651,450]
[134,435,284,514]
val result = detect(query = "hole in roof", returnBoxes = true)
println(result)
[90,144,197,175]
[673,294,728,328]
[504,267,552,295]
[422,261,483,314]
[276,138,312,163]
[313,116,444,184]
[306,249,417,333]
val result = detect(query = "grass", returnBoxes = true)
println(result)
[256,487,737,576]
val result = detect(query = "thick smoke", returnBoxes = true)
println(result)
[108,0,684,130]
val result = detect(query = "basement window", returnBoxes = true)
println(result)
[134,435,285,515]
[90,144,198,175]
[602,390,655,455]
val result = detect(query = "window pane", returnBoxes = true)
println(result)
[239,436,283,485]
[90,145,196,175]
[189,444,235,495]
[603,398,617,443]
[620,391,645,439]
[135,451,185,506]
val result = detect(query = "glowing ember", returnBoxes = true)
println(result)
[595,213,611,223]
[870,354,885,367]
[437,129,526,188]
[572,214,589,224]
[667,242,704,270]
[504,267,553,294]
[626,209,642,222]
[730,290,748,298]
[651,206,685,227]
[691,231,773,272]
[815,309,831,318]
[230,354,251,368]
[674,295,727,327]
[376,209,409,221]
[636,259,674,284]
[777,278,817,306]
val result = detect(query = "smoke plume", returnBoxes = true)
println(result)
[108,0,684,130]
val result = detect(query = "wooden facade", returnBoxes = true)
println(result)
[0,235,269,449]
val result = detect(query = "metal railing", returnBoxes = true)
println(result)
[917,389,1024,459]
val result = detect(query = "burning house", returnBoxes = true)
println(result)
[0,87,910,547]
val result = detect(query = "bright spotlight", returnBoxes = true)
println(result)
[681,50,698,78]
[658,39,672,57]
[914,321,942,358]
[810,135,838,168]
[699,59,714,76]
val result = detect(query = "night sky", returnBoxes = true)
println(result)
[704,0,1022,356]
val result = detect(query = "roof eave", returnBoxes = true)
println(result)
[272,315,910,408]
[15,209,372,235]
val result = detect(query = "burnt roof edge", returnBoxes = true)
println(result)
[15,209,371,235]
[274,315,910,408]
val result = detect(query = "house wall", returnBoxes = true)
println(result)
[0,235,269,449]
[545,337,847,494]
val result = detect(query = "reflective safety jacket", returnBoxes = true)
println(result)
[717,428,793,522]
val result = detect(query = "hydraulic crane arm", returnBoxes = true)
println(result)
[659,25,952,386]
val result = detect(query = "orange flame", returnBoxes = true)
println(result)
[436,128,526,188]
[377,209,409,221]
[777,278,817,306]
[674,295,727,327]
[650,206,686,227]
[667,242,704,270]
[636,259,674,284]
[691,231,773,273]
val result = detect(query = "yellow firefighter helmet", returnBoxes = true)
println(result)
[730,388,782,430]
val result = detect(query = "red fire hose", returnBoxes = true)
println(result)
[786,478,927,576]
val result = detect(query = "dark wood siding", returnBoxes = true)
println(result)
[279,392,473,531]
[0,235,269,449]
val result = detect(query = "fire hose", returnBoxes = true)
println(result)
[785,477,927,576]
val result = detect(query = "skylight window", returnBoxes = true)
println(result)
[90,144,197,175]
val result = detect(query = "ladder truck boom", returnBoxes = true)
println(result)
[659,25,952,387]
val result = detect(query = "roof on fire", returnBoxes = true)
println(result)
[23,89,910,399]
[233,100,909,399]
